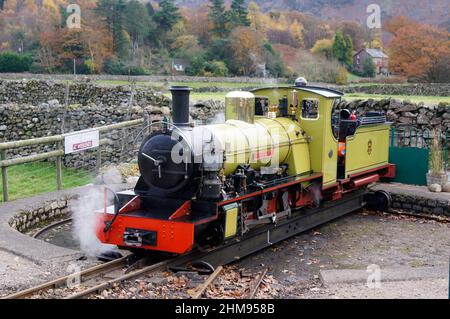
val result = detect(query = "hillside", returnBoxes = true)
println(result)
[175,0,449,29]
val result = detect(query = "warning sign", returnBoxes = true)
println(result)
[64,129,99,154]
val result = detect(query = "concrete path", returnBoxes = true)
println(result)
[320,266,448,285]
[0,188,85,264]
[0,184,129,295]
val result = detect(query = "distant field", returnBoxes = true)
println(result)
[344,93,450,105]
[97,79,449,105]
[96,80,282,89]
[0,162,93,202]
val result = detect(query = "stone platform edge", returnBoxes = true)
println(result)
[372,183,450,217]
[0,183,130,265]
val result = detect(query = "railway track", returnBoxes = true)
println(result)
[32,217,73,239]
[4,243,271,299]
[5,191,364,299]
[191,266,269,299]
[3,254,174,299]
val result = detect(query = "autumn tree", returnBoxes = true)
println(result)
[384,16,415,35]
[183,6,211,45]
[228,27,264,76]
[338,21,366,50]
[248,1,266,33]
[311,38,333,60]
[388,22,450,82]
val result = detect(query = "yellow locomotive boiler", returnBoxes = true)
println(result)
[96,80,395,258]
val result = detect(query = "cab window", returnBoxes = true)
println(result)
[301,99,319,119]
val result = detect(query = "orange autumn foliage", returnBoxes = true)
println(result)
[388,21,450,80]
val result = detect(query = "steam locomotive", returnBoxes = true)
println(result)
[96,80,395,255]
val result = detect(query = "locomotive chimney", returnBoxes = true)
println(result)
[170,86,192,127]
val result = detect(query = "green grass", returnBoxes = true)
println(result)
[344,93,450,105]
[0,162,93,202]
[170,81,276,89]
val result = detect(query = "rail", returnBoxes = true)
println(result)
[0,118,146,202]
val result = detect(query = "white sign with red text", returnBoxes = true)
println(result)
[64,129,99,154]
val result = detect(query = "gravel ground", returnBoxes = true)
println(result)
[2,209,449,299]
[0,248,99,297]
[237,209,450,299]
[92,209,450,299]
[312,279,448,299]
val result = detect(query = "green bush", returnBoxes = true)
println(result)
[103,58,127,75]
[0,52,33,73]
[127,65,151,75]
[204,60,228,77]
[185,56,206,76]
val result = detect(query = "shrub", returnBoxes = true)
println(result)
[205,61,228,77]
[84,59,97,74]
[29,62,47,74]
[429,131,445,174]
[185,56,206,76]
[289,50,346,84]
[103,58,127,75]
[334,67,348,85]
[127,65,151,75]
[0,52,33,72]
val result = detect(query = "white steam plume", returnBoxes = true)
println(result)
[71,186,118,257]
[208,112,225,125]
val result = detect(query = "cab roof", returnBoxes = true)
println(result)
[251,85,343,99]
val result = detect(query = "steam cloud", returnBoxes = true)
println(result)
[71,185,118,257]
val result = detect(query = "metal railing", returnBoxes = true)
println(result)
[390,126,450,169]
[0,118,147,202]
[390,127,450,148]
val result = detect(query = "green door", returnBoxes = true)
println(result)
[389,147,429,186]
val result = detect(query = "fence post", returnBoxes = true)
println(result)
[144,112,151,134]
[96,145,102,174]
[56,142,63,191]
[1,150,8,202]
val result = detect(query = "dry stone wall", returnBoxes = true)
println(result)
[0,80,171,167]
[335,98,450,132]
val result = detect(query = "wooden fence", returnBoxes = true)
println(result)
[0,118,146,202]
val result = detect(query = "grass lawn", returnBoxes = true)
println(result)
[0,162,93,202]
[344,93,450,105]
